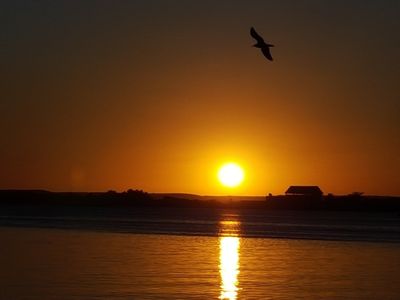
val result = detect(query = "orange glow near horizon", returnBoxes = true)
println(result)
[2,2,400,197]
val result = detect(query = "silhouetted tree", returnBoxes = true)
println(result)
[125,189,151,201]
[349,192,364,197]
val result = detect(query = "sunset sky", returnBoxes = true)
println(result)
[1,1,399,196]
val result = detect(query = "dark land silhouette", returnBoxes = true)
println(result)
[1,189,399,212]
[1,189,400,243]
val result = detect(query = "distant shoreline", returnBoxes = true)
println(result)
[1,189,400,212]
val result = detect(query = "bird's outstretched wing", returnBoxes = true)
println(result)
[250,27,264,43]
[261,47,273,61]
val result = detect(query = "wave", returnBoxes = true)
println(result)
[1,208,399,243]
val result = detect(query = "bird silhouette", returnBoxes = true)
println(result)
[250,27,274,61]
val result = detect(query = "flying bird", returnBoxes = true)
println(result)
[250,27,274,61]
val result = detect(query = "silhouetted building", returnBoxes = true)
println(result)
[285,186,323,197]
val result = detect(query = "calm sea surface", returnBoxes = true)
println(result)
[1,208,400,299]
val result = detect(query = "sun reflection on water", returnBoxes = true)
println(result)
[219,219,240,300]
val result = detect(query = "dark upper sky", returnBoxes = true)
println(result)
[1,1,399,195]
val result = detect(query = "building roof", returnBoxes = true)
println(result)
[285,186,323,195]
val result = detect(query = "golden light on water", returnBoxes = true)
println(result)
[219,219,240,300]
[219,237,240,300]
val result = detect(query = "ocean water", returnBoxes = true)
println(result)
[1,209,400,299]
[1,207,400,243]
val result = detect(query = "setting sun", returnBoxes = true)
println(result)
[218,163,245,188]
